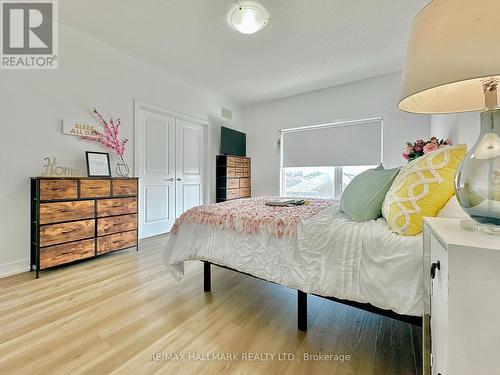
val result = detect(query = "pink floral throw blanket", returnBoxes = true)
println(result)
[171,197,335,238]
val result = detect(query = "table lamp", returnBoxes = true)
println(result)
[399,0,500,231]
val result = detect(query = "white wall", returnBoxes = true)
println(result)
[0,24,242,277]
[431,113,479,148]
[242,72,430,196]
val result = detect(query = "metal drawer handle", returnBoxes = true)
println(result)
[431,261,441,279]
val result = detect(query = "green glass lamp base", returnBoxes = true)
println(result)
[455,108,500,227]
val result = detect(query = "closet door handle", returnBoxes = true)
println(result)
[164,178,174,182]
[430,261,441,279]
[176,178,182,181]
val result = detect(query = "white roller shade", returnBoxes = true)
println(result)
[282,119,382,168]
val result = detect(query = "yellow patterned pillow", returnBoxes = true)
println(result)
[382,144,467,235]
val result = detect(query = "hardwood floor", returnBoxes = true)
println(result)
[0,235,422,375]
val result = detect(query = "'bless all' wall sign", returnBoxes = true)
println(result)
[62,120,102,139]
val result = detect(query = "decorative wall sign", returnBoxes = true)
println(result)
[62,120,102,139]
[41,157,82,177]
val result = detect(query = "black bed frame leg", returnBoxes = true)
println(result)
[204,261,211,292]
[298,290,307,331]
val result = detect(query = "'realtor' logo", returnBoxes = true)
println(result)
[1,0,58,69]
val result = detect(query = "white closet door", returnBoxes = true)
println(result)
[137,110,176,238]
[175,119,204,217]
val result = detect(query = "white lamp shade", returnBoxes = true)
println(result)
[399,0,500,114]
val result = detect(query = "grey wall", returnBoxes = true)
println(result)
[431,113,479,149]
[242,72,431,196]
[0,24,242,277]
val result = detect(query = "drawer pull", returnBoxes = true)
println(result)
[431,261,440,279]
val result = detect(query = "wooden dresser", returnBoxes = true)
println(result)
[216,155,251,202]
[30,177,138,278]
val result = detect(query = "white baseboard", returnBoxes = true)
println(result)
[0,259,30,278]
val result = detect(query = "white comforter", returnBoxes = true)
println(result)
[163,204,423,316]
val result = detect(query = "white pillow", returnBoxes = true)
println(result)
[436,195,469,219]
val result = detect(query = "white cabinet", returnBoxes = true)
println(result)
[429,234,448,374]
[423,218,500,375]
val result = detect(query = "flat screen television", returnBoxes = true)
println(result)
[220,126,246,156]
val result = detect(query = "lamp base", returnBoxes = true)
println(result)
[455,108,500,225]
[460,219,500,235]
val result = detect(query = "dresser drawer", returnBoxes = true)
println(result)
[227,189,240,200]
[227,178,240,189]
[39,179,78,201]
[80,179,111,198]
[240,178,251,188]
[112,179,137,196]
[239,187,251,198]
[39,219,95,247]
[98,214,137,236]
[244,168,251,177]
[40,239,95,269]
[227,167,236,178]
[97,230,137,254]
[39,200,95,225]
[227,156,236,167]
[97,198,137,217]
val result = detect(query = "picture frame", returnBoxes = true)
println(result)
[86,151,111,177]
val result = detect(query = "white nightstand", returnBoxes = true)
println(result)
[423,218,500,375]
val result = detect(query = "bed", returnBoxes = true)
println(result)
[163,197,423,330]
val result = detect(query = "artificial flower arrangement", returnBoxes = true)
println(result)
[402,137,452,162]
[82,108,129,176]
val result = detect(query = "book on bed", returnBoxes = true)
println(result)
[265,198,306,207]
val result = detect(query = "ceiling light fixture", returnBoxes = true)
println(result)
[228,1,269,35]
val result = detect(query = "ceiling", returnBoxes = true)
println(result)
[60,0,429,106]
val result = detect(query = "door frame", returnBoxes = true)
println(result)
[134,99,210,239]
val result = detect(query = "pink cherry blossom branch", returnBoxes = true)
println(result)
[81,107,128,158]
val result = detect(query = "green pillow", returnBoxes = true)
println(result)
[340,165,400,222]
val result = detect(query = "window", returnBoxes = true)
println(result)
[280,118,382,200]
[341,165,377,191]
[282,165,376,200]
